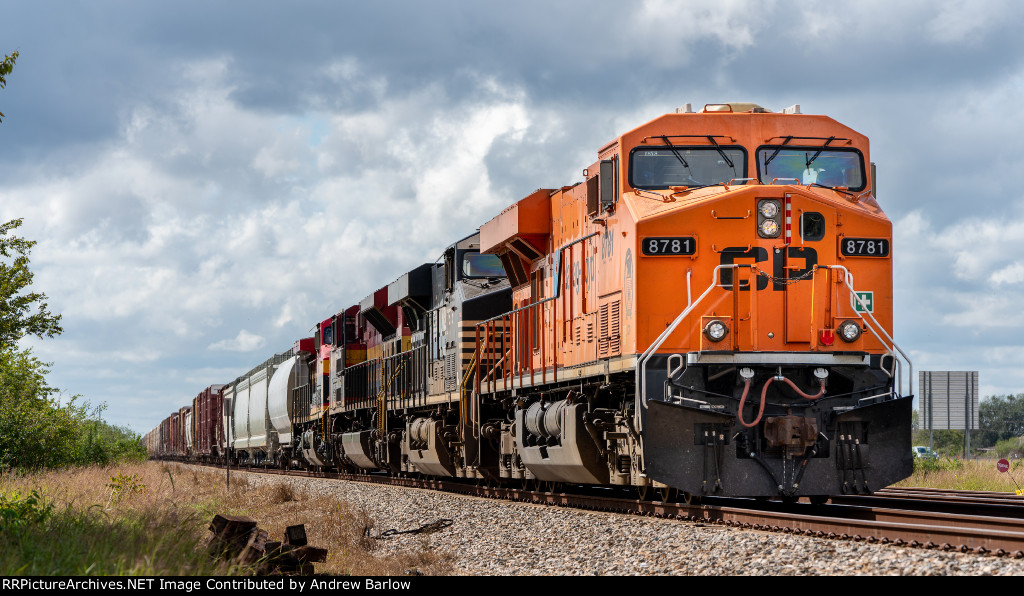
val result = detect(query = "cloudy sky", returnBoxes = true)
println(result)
[2,1,1023,433]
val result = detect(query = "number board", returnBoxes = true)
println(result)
[642,237,697,256]
[840,237,889,257]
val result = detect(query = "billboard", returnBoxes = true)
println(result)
[919,371,979,431]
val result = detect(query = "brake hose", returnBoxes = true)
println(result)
[737,376,826,428]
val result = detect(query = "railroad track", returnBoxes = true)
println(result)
[196,462,1024,558]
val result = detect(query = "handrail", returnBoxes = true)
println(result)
[478,232,599,328]
[484,352,509,383]
[459,349,478,432]
[474,232,599,393]
[822,264,913,398]
[376,359,407,436]
[634,263,913,431]
[635,263,744,430]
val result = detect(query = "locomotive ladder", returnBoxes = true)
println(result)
[375,359,408,436]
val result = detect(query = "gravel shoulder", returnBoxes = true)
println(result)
[239,471,1024,576]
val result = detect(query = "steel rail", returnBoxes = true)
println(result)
[179,461,1024,558]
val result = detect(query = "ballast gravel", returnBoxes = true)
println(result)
[240,473,1024,576]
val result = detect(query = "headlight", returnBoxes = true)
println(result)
[757,199,782,238]
[837,320,862,342]
[704,319,729,342]
[759,200,780,218]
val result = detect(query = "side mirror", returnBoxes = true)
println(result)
[600,159,617,211]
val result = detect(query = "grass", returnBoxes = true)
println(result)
[0,461,451,576]
[894,457,1024,493]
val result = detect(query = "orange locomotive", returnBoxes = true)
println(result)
[476,102,912,499]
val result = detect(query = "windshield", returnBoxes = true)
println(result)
[756,147,865,190]
[629,146,746,189]
[462,252,505,278]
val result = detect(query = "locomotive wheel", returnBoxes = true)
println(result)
[658,487,677,503]
[636,484,650,501]
[523,477,539,492]
[809,495,829,505]
[682,491,701,505]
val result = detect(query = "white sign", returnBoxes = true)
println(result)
[919,371,980,431]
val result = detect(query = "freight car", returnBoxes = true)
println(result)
[191,385,225,462]
[148,103,913,501]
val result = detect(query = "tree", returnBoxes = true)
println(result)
[0,52,58,348]
[0,51,17,123]
[916,394,1024,455]
[978,394,1024,445]
[0,219,63,349]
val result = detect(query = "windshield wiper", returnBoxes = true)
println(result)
[706,135,735,170]
[804,136,836,169]
[666,183,728,194]
[659,135,691,169]
[763,136,793,168]
[807,182,854,196]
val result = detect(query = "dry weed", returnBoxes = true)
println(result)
[266,482,300,505]
[0,462,453,575]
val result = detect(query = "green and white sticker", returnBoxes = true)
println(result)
[852,291,874,313]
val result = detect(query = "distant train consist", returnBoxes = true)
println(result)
[145,102,914,502]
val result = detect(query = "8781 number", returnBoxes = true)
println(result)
[642,237,696,256]
[840,237,889,257]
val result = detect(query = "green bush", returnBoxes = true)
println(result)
[913,455,964,474]
[106,473,146,505]
[994,436,1024,459]
[0,490,54,529]
[0,347,146,470]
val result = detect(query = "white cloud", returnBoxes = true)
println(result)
[892,205,1024,398]
[1,54,570,430]
[208,329,266,352]
[895,207,1024,291]
[632,0,771,64]
[991,262,1024,285]
[926,0,1013,44]
[939,293,1024,328]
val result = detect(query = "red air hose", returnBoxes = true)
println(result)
[737,378,762,428]
[737,376,826,428]
[780,376,827,400]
